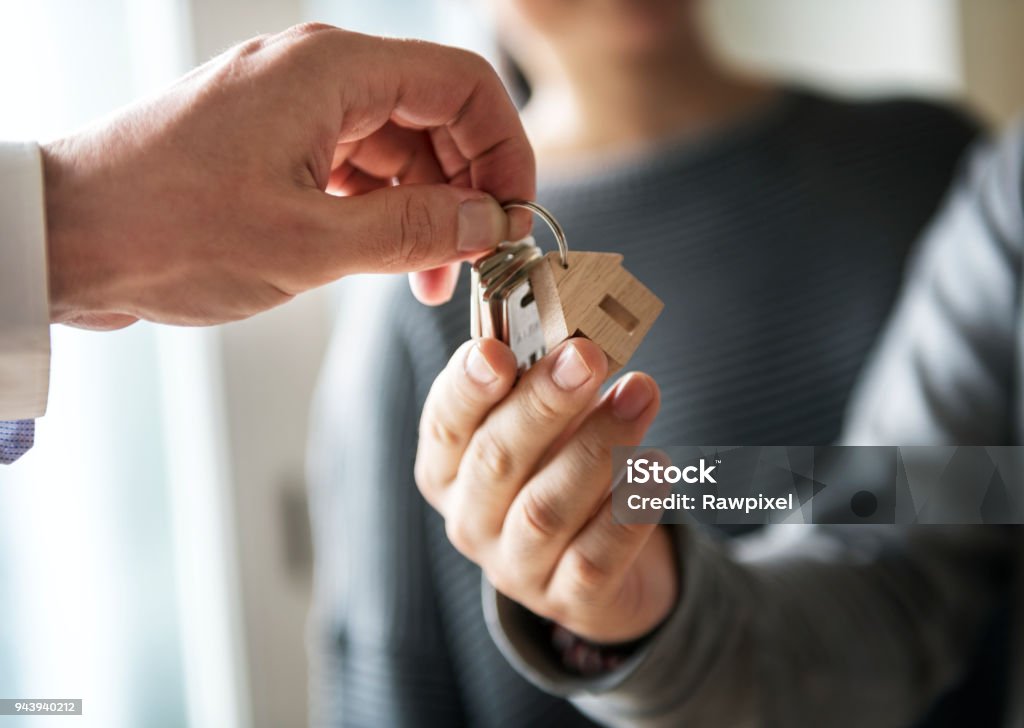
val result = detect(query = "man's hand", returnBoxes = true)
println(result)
[415,337,678,643]
[42,24,535,330]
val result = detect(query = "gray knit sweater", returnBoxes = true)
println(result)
[482,121,1024,728]
[306,90,977,727]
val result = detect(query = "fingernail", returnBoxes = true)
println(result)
[552,342,593,391]
[465,343,498,385]
[612,374,654,421]
[458,197,506,253]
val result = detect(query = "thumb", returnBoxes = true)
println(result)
[321,184,511,276]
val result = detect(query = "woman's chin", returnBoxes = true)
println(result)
[588,17,690,61]
[593,37,686,66]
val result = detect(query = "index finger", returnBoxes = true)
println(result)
[456,339,608,533]
[327,30,536,240]
[415,339,518,511]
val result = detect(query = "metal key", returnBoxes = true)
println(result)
[470,238,546,372]
[471,200,663,378]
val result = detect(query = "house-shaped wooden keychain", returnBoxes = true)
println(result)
[528,249,664,375]
[482,201,664,375]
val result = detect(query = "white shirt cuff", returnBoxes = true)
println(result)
[0,141,50,418]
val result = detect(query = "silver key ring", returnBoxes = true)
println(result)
[503,200,569,269]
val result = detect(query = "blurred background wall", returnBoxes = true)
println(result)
[0,1,1021,727]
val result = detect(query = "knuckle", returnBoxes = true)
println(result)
[232,35,269,60]
[483,566,515,597]
[519,489,566,540]
[444,49,499,127]
[446,45,488,72]
[210,34,276,88]
[412,454,437,498]
[444,516,479,558]
[518,384,561,428]
[571,431,609,473]
[274,22,338,54]
[461,48,497,82]
[383,193,440,270]
[563,548,614,605]
[465,49,492,76]
[423,415,461,449]
[287,21,336,37]
[399,193,441,266]
[471,429,517,481]
[541,600,569,626]
[273,24,345,75]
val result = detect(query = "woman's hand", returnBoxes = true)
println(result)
[415,337,678,643]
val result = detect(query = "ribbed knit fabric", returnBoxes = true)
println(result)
[306,89,978,727]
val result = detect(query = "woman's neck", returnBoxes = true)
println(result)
[522,42,775,168]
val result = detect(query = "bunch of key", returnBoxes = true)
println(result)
[471,200,664,378]
[470,237,548,374]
